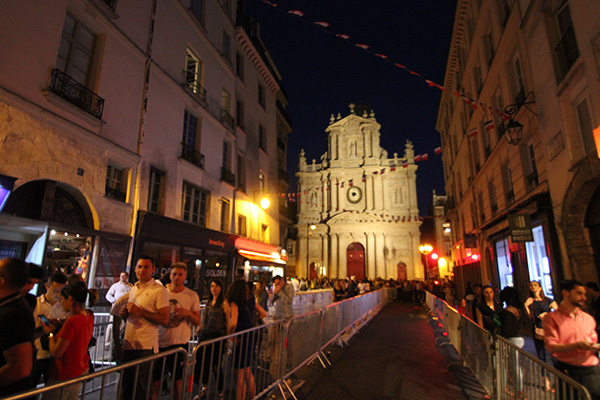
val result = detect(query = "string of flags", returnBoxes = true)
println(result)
[258,0,513,124]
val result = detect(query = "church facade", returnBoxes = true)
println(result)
[296,105,422,280]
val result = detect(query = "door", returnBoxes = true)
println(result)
[346,242,365,280]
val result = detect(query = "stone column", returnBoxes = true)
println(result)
[376,232,386,278]
[322,233,329,277]
[366,232,376,278]
[331,233,338,278]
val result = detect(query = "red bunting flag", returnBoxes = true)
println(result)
[373,170,378,175]
[356,44,369,49]
[314,21,331,28]
[468,127,479,137]
[288,10,304,16]
[390,164,396,171]
[341,181,345,188]
[349,179,353,187]
[394,63,406,69]
[362,174,366,182]
[409,70,421,77]
[375,53,388,59]
[336,34,350,39]
[414,154,422,162]
[262,0,277,6]
[402,161,408,168]
[484,120,495,132]
[421,153,429,161]
[380,168,385,175]
[434,146,442,155]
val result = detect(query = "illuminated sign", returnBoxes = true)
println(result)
[208,239,225,248]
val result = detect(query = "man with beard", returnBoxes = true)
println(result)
[543,279,600,399]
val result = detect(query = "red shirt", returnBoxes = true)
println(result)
[543,305,599,366]
[51,312,94,381]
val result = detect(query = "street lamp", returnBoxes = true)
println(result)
[503,101,537,146]
[419,244,433,280]
[306,223,316,278]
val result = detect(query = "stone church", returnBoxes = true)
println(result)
[296,105,422,280]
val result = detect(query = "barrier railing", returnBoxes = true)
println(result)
[5,347,187,400]
[426,292,592,400]
[6,288,394,400]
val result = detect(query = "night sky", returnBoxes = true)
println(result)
[244,0,457,214]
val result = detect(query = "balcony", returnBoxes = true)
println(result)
[184,73,207,102]
[180,143,205,169]
[49,69,104,119]
[556,25,579,81]
[221,109,235,129]
[220,167,235,186]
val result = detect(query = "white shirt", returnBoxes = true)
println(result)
[33,295,55,359]
[158,286,200,347]
[106,281,133,303]
[117,279,169,352]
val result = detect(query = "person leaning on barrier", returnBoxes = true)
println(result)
[152,262,200,400]
[0,258,35,397]
[271,275,293,320]
[543,279,600,399]
[112,256,169,400]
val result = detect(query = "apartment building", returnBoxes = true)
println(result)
[0,0,290,301]
[436,0,600,299]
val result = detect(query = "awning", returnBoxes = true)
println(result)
[235,237,286,265]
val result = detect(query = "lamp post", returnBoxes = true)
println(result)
[419,244,433,280]
[503,101,537,146]
[306,223,316,278]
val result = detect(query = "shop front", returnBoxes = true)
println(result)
[235,237,287,284]
[133,212,237,300]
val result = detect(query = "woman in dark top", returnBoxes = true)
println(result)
[476,285,501,334]
[333,279,346,302]
[499,287,524,347]
[195,279,226,399]
[524,281,557,362]
[225,279,266,400]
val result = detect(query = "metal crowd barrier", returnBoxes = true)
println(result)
[4,347,187,400]
[427,292,592,400]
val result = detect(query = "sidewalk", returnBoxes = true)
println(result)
[290,301,489,400]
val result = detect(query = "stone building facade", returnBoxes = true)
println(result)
[296,106,422,280]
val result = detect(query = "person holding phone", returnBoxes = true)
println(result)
[32,272,67,385]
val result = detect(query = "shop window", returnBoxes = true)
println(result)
[106,164,128,202]
[525,226,554,299]
[0,240,27,259]
[495,238,513,289]
[46,230,92,280]
[148,167,165,213]
[181,181,209,226]
[237,214,247,236]
[141,242,180,279]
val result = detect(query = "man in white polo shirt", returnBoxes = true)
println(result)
[112,256,168,400]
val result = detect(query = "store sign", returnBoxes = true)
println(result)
[509,214,534,242]
[205,268,227,278]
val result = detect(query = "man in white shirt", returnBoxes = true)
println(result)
[106,272,133,303]
[152,263,200,399]
[32,272,67,385]
[112,256,169,400]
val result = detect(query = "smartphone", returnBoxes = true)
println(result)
[39,315,51,326]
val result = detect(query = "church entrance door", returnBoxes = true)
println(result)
[309,262,317,280]
[346,242,365,280]
[397,262,407,281]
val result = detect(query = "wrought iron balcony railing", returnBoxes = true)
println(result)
[220,167,235,185]
[184,73,207,102]
[180,143,205,169]
[49,69,105,119]
[221,109,235,129]
[556,25,579,81]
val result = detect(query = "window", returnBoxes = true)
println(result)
[181,182,209,226]
[148,168,165,213]
[236,100,244,129]
[237,154,246,192]
[259,124,266,151]
[478,192,485,223]
[185,49,205,100]
[181,110,204,168]
[502,165,514,204]
[471,136,480,173]
[221,140,235,185]
[576,98,595,154]
[236,53,244,80]
[106,164,127,202]
[473,65,482,94]
[555,3,579,81]
[526,143,539,189]
[488,180,498,215]
[237,214,247,236]
[56,13,95,86]
[258,83,265,108]
[221,89,234,128]
[222,31,231,62]
[511,57,526,104]
[220,198,231,232]
[189,0,204,24]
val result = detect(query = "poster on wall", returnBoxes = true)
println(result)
[94,237,130,304]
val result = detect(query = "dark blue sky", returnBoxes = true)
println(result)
[245,0,457,213]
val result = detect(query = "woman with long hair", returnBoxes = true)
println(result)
[43,281,97,400]
[499,287,524,347]
[524,281,558,362]
[224,279,265,400]
[476,285,501,334]
[195,279,226,400]
[254,279,268,313]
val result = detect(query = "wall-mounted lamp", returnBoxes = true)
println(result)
[503,101,537,146]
